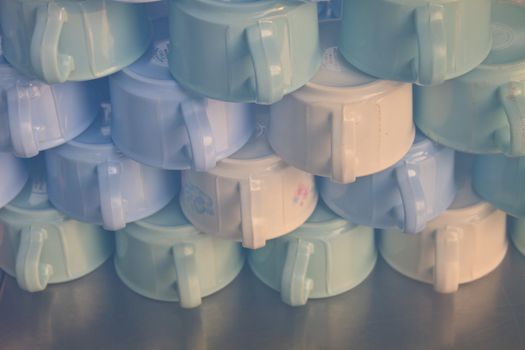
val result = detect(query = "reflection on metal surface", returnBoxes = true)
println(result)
[1,248,525,350]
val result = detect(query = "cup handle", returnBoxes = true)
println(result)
[239,177,267,249]
[395,161,427,234]
[246,21,285,104]
[172,243,202,308]
[15,226,54,292]
[414,4,447,86]
[30,3,74,83]
[331,104,358,184]
[6,85,39,158]
[180,100,217,171]
[495,81,525,157]
[97,161,126,231]
[281,239,315,306]
[434,226,461,293]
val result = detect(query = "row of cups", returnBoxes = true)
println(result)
[0,148,519,307]
[1,0,521,103]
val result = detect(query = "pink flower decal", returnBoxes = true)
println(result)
[293,184,310,207]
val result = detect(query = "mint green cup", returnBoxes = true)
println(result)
[0,0,151,83]
[340,0,491,86]
[415,2,525,156]
[510,217,525,257]
[0,177,114,292]
[248,201,376,306]
[168,0,321,104]
[114,199,245,309]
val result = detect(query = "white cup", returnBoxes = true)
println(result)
[269,20,414,183]
[180,107,318,249]
[379,199,507,294]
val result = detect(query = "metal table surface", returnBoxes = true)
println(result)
[2,244,525,350]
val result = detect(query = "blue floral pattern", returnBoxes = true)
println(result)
[183,184,215,216]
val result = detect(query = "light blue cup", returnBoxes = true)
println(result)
[339,0,492,86]
[115,199,244,308]
[0,62,107,158]
[45,106,180,231]
[415,2,525,156]
[0,170,114,292]
[317,0,341,20]
[109,20,256,171]
[473,154,525,219]
[0,0,151,83]
[168,0,322,104]
[0,151,28,209]
[249,201,376,306]
[320,133,456,234]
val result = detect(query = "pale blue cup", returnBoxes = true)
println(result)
[317,0,341,20]
[0,0,151,83]
[249,201,376,306]
[45,106,180,231]
[0,151,28,209]
[473,154,525,219]
[0,169,114,292]
[320,133,456,234]
[0,62,107,158]
[340,0,492,86]
[168,0,322,104]
[415,2,525,156]
[109,20,256,171]
[114,199,244,308]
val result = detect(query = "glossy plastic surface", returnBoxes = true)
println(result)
[45,109,180,230]
[0,0,151,83]
[168,0,322,104]
[320,133,456,234]
[415,2,525,156]
[249,201,376,306]
[340,0,492,85]
[114,199,244,308]
[109,20,255,171]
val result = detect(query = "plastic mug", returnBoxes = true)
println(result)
[415,2,525,156]
[0,0,151,83]
[0,151,28,209]
[0,62,107,158]
[109,20,256,171]
[379,200,507,294]
[114,199,244,308]
[320,133,456,234]
[0,175,114,292]
[249,201,376,306]
[168,0,322,104]
[45,106,180,231]
[340,0,492,85]
[269,21,414,184]
[180,108,318,249]
[473,153,525,219]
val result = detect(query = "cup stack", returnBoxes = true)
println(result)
[0,0,523,309]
